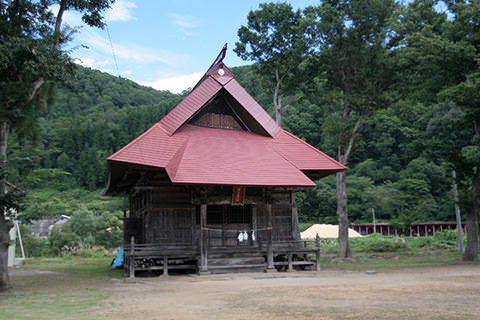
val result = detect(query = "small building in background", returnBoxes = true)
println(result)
[27,215,70,238]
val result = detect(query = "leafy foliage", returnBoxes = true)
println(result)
[5,1,480,261]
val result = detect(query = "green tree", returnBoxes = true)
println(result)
[235,2,308,126]
[396,0,480,260]
[304,0,399,258]
[0,0,113,292]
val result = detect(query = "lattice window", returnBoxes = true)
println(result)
[196,205,252,224]
[226,205,252,224]
[207,205,223,224]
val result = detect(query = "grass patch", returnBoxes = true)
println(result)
[1,257,123,320]
[0,288,110,320]
[315,230,467,271]
[21,257,123,279]
[319,250,464,271]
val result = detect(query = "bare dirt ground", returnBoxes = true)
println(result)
[97,264,480,320]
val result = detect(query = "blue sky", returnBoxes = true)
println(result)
[61,0,319,93]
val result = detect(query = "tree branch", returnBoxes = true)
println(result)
[274,69,281,110]
[474,118,480,139]
[27,77,45,104]
[54,0,67,50]
[344,112,369,164]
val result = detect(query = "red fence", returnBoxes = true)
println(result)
[351,222,466,237]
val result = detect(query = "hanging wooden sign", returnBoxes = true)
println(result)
[232,186,246,205]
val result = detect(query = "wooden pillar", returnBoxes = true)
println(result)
[266,194,275,272]
[433,224,436,235]
[291,191,300,240]
[387,225,391,236]
[163,255,168,276]
[199,193,209,273]
[410,226,413,236]
[448,224,451,230]
[417,225,420,237]
[380,225,384,235]
[424,225,428,237]
[287,253,293,272]
[191,207,196,246]
[129,236,135,278]
[315,233,321,271]
[440,224,443,232]
[252,205,257,247]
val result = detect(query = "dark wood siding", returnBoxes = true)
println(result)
[145,208,193,244]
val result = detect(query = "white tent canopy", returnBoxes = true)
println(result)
[301,224,362,239]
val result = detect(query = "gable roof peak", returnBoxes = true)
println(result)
[157,45,281,137]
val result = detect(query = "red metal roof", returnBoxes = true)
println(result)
[106,57,346,190]
[206,62,235,86]
[108,123,186,167]
[224,79,280,137]
[158,76,222,136]
[108,121,345,187]
[158,70,280,138]
[271,130,345,171]
[167,125,315,187]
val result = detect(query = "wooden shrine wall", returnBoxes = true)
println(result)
[127,182,299,246]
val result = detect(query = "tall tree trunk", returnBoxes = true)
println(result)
[335,108,367,259]
[0,121,12,292]
[273,68,288,127]
[452,170,464,253]
[464,162,480,261]
[464,120,480,261]
[0,215,13,292]
[274,94,283,127]
[53,0,67,51]
[336,169,351,258]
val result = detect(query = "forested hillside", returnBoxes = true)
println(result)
[6,64,470,227]
[233,66,472,225]
[8,67,182,191]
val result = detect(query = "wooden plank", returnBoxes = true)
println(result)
[163,256,168,276]
[252,205,257,247]
[266,198,274,270]
[291,191,300,240]
[200,201,208,272]
[129,236,135,278]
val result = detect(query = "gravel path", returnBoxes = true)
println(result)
[97,263,480,320]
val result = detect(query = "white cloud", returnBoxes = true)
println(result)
[50,1,136,26]
[75,57,113,68]
[106,1,137,22]
[80,32,189,67]
[121,70,133,76]
[140,72,204,93]
[168,13,201,36]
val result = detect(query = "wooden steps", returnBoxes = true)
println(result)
[203,250,266,274]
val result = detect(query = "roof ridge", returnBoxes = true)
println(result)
[165,136,189,182]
